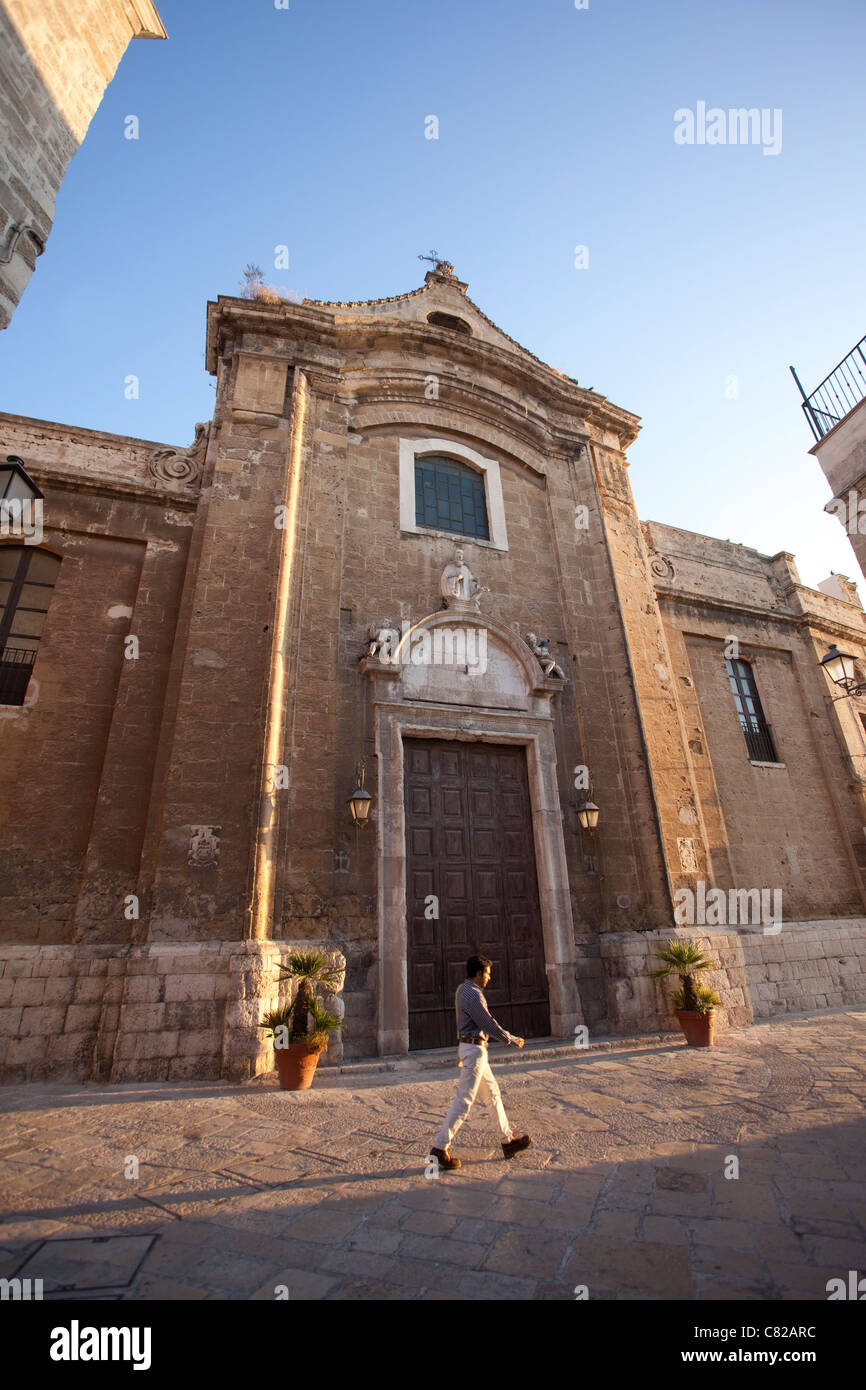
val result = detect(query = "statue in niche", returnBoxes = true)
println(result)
[524,632,565,680]
[440,549,486,610]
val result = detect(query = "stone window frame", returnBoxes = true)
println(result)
[398,437,508,551]
[0,545,62,707]
[724,654,781,766]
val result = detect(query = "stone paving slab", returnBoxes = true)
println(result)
[0,1009,864,1300]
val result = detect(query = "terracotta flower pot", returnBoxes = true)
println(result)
[274,1040,324,1090]
[675,1008,716,1047]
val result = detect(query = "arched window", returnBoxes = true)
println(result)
[426,311,471,336]
[725,657,778,762]
[414,454,490,540]
[0,547,61,705]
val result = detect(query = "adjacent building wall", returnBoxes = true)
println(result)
[813,396,866,585]
[0,413,195,944]
[0,0,166,329]
[644,522,866,923]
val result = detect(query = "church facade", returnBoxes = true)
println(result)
[2,261,866,1082]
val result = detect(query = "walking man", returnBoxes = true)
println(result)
[430,953,532,1171]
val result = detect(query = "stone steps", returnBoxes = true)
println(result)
[324,1029,681,1079]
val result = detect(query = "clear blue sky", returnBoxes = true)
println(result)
[2,0,865,589]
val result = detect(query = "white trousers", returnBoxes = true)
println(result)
[432,1043,514,1150]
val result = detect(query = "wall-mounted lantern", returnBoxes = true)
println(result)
[1,455,43,505]
[347,760,372,827]
[819,644,866,697]
[576,799,600,831]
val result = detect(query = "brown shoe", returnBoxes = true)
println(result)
[430,1146,461,1171]
[502,1134,532,1160]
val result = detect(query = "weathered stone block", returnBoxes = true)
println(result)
[0,1006,23,1036]
[11,978,45,1006]
[178,1029,222,1056]
[116,1029,179,1060]
[144,1029,181,1058]
[168,1054,216,1080]
[164,1001,221,1031]
[48,1032,95,1064]
[43,978,75,1004]
[64,1004,101,1032]
[121,1003,166,1032]
[5,1036,45,1064]
[3,964,34,982]
[18,1005,66,1036]
[124,976,163,1003]
[164,974,217,1002]
[114,1058,171,1081]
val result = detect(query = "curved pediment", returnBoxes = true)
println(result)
[362,611,564,712]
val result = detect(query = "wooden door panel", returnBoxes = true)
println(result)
[440,749,460,776]
[406,738,551,1050]
[409,827,433,857]
[473,831,497,859]
[407,745,431,773]
[474,870,498,899]
[443,828,466,857]
[408,784,431,814]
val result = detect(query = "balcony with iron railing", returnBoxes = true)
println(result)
[791,335,866,442]
[0,646,36,705]
[742,717,779,765]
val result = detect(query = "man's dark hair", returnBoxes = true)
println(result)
[466,954,492,979]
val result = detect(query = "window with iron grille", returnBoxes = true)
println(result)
[0,547,60,705]
[725,657,778,762]
[414,454,489,540]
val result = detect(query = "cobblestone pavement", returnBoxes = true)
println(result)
[1,1010,865,1301]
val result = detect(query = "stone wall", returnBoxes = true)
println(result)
[0,941,345,1083]
[644,521,866,922]
[739,919,866,1017]
[598,922,866,1037]
[0,416,195,944]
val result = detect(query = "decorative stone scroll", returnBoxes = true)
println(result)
[649,554,675,583]
[147,421,209,487]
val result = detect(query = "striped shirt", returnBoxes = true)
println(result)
[455,979,516,1045]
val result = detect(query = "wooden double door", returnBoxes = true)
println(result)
[405,738,551,1050]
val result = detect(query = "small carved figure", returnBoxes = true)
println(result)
[440,550,485,609]
[364,619,395,660]
[524,632,565,680]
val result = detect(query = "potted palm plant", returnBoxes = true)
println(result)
[650,939,722,1047]
[259,950,343,1090]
